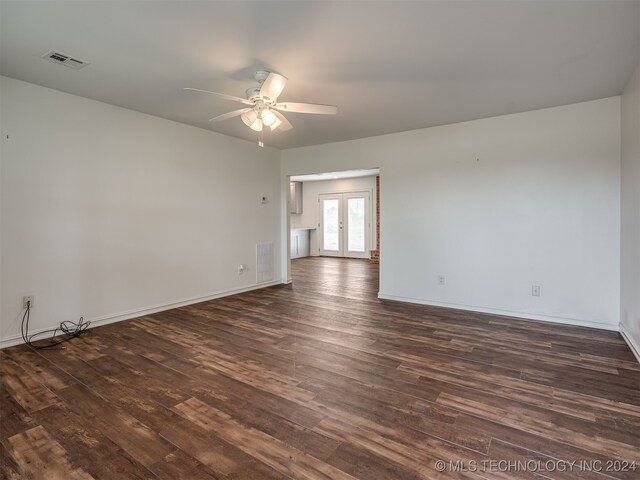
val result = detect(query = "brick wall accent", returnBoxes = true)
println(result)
[370,175,380,264]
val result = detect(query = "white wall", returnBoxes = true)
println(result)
[283,98,621,329]
[0,76,282,347]
[620,65,640,359]
[291,176,376,257]
[0,75,625,347]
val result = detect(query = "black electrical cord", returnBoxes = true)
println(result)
[21,301,90,349]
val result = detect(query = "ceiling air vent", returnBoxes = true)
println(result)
[42,50,89,70]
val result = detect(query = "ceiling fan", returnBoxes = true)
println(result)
[185,70,338,146]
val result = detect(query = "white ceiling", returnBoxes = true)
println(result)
[1,1,638,149]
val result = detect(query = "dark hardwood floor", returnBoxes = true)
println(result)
[1,257,639,479]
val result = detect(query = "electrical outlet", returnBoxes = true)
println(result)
[438,275,446,285]
[23,295,34,308]
[532,285,540,297]
[238,264,246,275]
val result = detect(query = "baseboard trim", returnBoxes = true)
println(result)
[619,323,640,364]
[1,280,283,350]
[377,292,619,332]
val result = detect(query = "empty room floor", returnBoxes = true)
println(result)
[1,257,639,479]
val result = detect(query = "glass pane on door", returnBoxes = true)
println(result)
[323,199,340,251]
[347,197,365,252]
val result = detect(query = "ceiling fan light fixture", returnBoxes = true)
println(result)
[185,70,336,141]
[269,116,282,131]
[249,120,262,131]
[242,111,263,131]
[261,109,277,127]
[241,110,258,127]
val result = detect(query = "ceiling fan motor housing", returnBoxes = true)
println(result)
[253,70,270,84]
[245,86,261,100]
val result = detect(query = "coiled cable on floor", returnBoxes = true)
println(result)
[21,301,90,349]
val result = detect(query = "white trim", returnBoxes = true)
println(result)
[1,280,282,350]
[619,323,640,364]
[377,292,619,331]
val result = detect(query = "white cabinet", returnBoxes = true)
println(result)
[298,231,310,257]
[289,182,303,214]
[290,232,298,258]
[290,229,311,259]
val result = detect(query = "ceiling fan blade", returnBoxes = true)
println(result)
[208,108,253,122]
[259,73,288,102]
[184,88,253,105]
[273,102,338,115]
[272,110,293,131]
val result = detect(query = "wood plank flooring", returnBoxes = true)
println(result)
[1,257,639,479]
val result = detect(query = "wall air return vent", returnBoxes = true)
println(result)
[256,243,274,284]
[42,50,89,70]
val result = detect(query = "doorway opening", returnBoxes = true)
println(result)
[286,168,380,285]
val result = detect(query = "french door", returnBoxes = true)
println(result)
[319,192,370,258]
